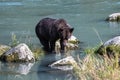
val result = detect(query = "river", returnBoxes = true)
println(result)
[0,0,120,80]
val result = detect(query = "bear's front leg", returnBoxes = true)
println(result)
[50,41,56,53]
[60,40,65,53]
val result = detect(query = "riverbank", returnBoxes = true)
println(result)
[1,33,120,80]
[73,47,120,80]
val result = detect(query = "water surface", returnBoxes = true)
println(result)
[0,0,120,80]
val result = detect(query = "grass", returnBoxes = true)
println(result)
[7,33,45,61]
[4,31,120,80]
[72,47,120,80]
[71,28,120,80]
[32,47,45,61]
[5,33,79,62]
[9,32,20,47]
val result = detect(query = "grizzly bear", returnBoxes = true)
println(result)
[35,18,74,53]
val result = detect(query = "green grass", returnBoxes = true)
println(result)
[72,47,120,80]
[32,47,45,61]
[74,28,120,80]
[6,31,120,80]
[2,30,120,80]
[9,32,20,47]
[7,33,45,61]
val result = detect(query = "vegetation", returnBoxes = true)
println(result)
[71,28,120,80]
[96,45,120,57]
[9,33,20,47]
[72,46,120,80]
[0,45,10,56]
[2,32,120,80]
[0,33,45,61]
[32,47,45,61]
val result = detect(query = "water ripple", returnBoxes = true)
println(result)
[116,2,120,4]
[0,2,23,6]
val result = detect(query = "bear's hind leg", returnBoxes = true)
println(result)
[39,38,50,52]
[50,41,56,53]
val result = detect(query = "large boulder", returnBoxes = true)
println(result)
[0,43,35,62]
[49,56,77,71]
[106,13,120,21]
[96,36,120,57]
[103,36,120,46]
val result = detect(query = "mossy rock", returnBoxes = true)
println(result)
[96,45,120,57]
[0,45,11,56]
[106,13,120,21]
[0,43,35,62]
[32,48,45,61]
[0,52,19,62]
[56,35,80,51]
[68,39,80,44]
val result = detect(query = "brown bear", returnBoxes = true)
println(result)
[35,18,74,53]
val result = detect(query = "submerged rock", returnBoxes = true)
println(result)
[56,35,80,50]
[106,13,120,21]
[97,36,120,57]
[0,43,35,62]
[67,35,80,49]
[49,56,77,71]
[68,35,80,44]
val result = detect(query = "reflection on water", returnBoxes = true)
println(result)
[0,51,77,80]
[108,22,120,37]
[0,2,22,6]
[109,22,120,28]
[0,62,35,80]
[37,70,75,80]
[37,53,76,80]
[0,0,120,80]
[0,62,34,75]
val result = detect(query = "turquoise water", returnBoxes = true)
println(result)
[0,0,120,80]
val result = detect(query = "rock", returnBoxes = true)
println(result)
[49,56,77,71]
[68,35,80,44]
[56,35,79,50]
[106,13,120,21]
[104,36,120,46]
[0,45,11,56]
[0,43,35,62]
[96,36,120,56]
[67,35,80,49]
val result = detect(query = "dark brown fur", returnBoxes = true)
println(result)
[35,18,74,53]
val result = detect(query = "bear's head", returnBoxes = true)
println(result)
[54,19,74,50]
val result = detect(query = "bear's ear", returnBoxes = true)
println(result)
[70,28,74,33]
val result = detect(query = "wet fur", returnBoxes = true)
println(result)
[35,18,74,53]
